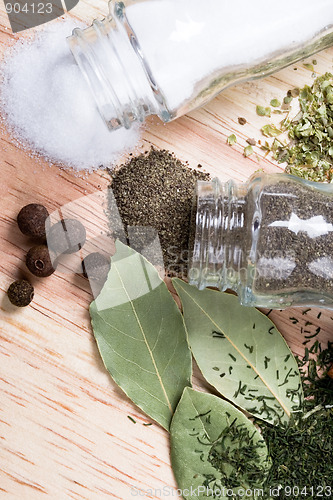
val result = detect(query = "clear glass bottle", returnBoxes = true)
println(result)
[68,0,333,130]
[189,174,333,309]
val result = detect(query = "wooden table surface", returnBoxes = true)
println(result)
[0,2,332,499]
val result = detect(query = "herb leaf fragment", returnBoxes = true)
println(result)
[227,134,237,146]
[270,99,281,108]
[256,105,271,117]
[243,145,254,157]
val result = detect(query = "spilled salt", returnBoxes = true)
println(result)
[0,20,141,172]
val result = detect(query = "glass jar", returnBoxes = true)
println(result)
[189,174,333,309]
[68,0,333,130]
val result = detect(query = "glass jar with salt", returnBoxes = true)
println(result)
[189,174,333,309]
[68,0,333,130]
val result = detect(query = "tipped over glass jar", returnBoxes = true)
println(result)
[68,0,333,130]
[189,174,333,309]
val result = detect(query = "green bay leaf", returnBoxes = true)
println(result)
[90,242,192,430]
[170,388,270,499]
[172,280,303,425]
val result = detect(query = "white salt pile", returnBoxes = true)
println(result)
[0,20,141,171]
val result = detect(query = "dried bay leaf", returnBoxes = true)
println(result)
[90,242,192,430]
[172,280,303,425]
[170,388,270,499]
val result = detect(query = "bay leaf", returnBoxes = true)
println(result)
[170,387,270,499]
[172,279,303,425]
[90,241,192,430]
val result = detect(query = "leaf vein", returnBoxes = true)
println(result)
[176,281,291,418]
[114,262,173,415]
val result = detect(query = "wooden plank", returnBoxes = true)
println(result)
[0,3,332,499]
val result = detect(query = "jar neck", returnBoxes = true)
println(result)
[67,2,170,130]
[189,178,248,292]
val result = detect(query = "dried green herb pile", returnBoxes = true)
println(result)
[205,420,269,491]
[258,341,333,499]
[262,73,333,182]
[109,148,209,277]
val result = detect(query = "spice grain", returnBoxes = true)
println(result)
[17,204,49,240]
[26,245,55,278]
[7,280,34,307]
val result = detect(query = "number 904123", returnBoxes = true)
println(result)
[5,3,53,15]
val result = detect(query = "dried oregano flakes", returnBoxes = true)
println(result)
[263,73,333,182]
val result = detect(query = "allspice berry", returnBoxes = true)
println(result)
[7,280,34,307]
[26,245,56,278]
[82,252,110,281]
[17,204,49,240]
[47,219,86,255]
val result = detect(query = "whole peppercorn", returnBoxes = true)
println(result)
[26,245,56,278]
[82,252,111,281]
[7,280,34,307]
[47,219,86,255]
[17,204,49,240]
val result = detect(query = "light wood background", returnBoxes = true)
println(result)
[0,2,332,499]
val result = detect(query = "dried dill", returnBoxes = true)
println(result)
[202,420,270,493]
[257,341,333,499]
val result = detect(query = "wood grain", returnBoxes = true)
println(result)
[0,2,332,498]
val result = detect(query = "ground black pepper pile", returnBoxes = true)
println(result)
[109,148,209,277]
